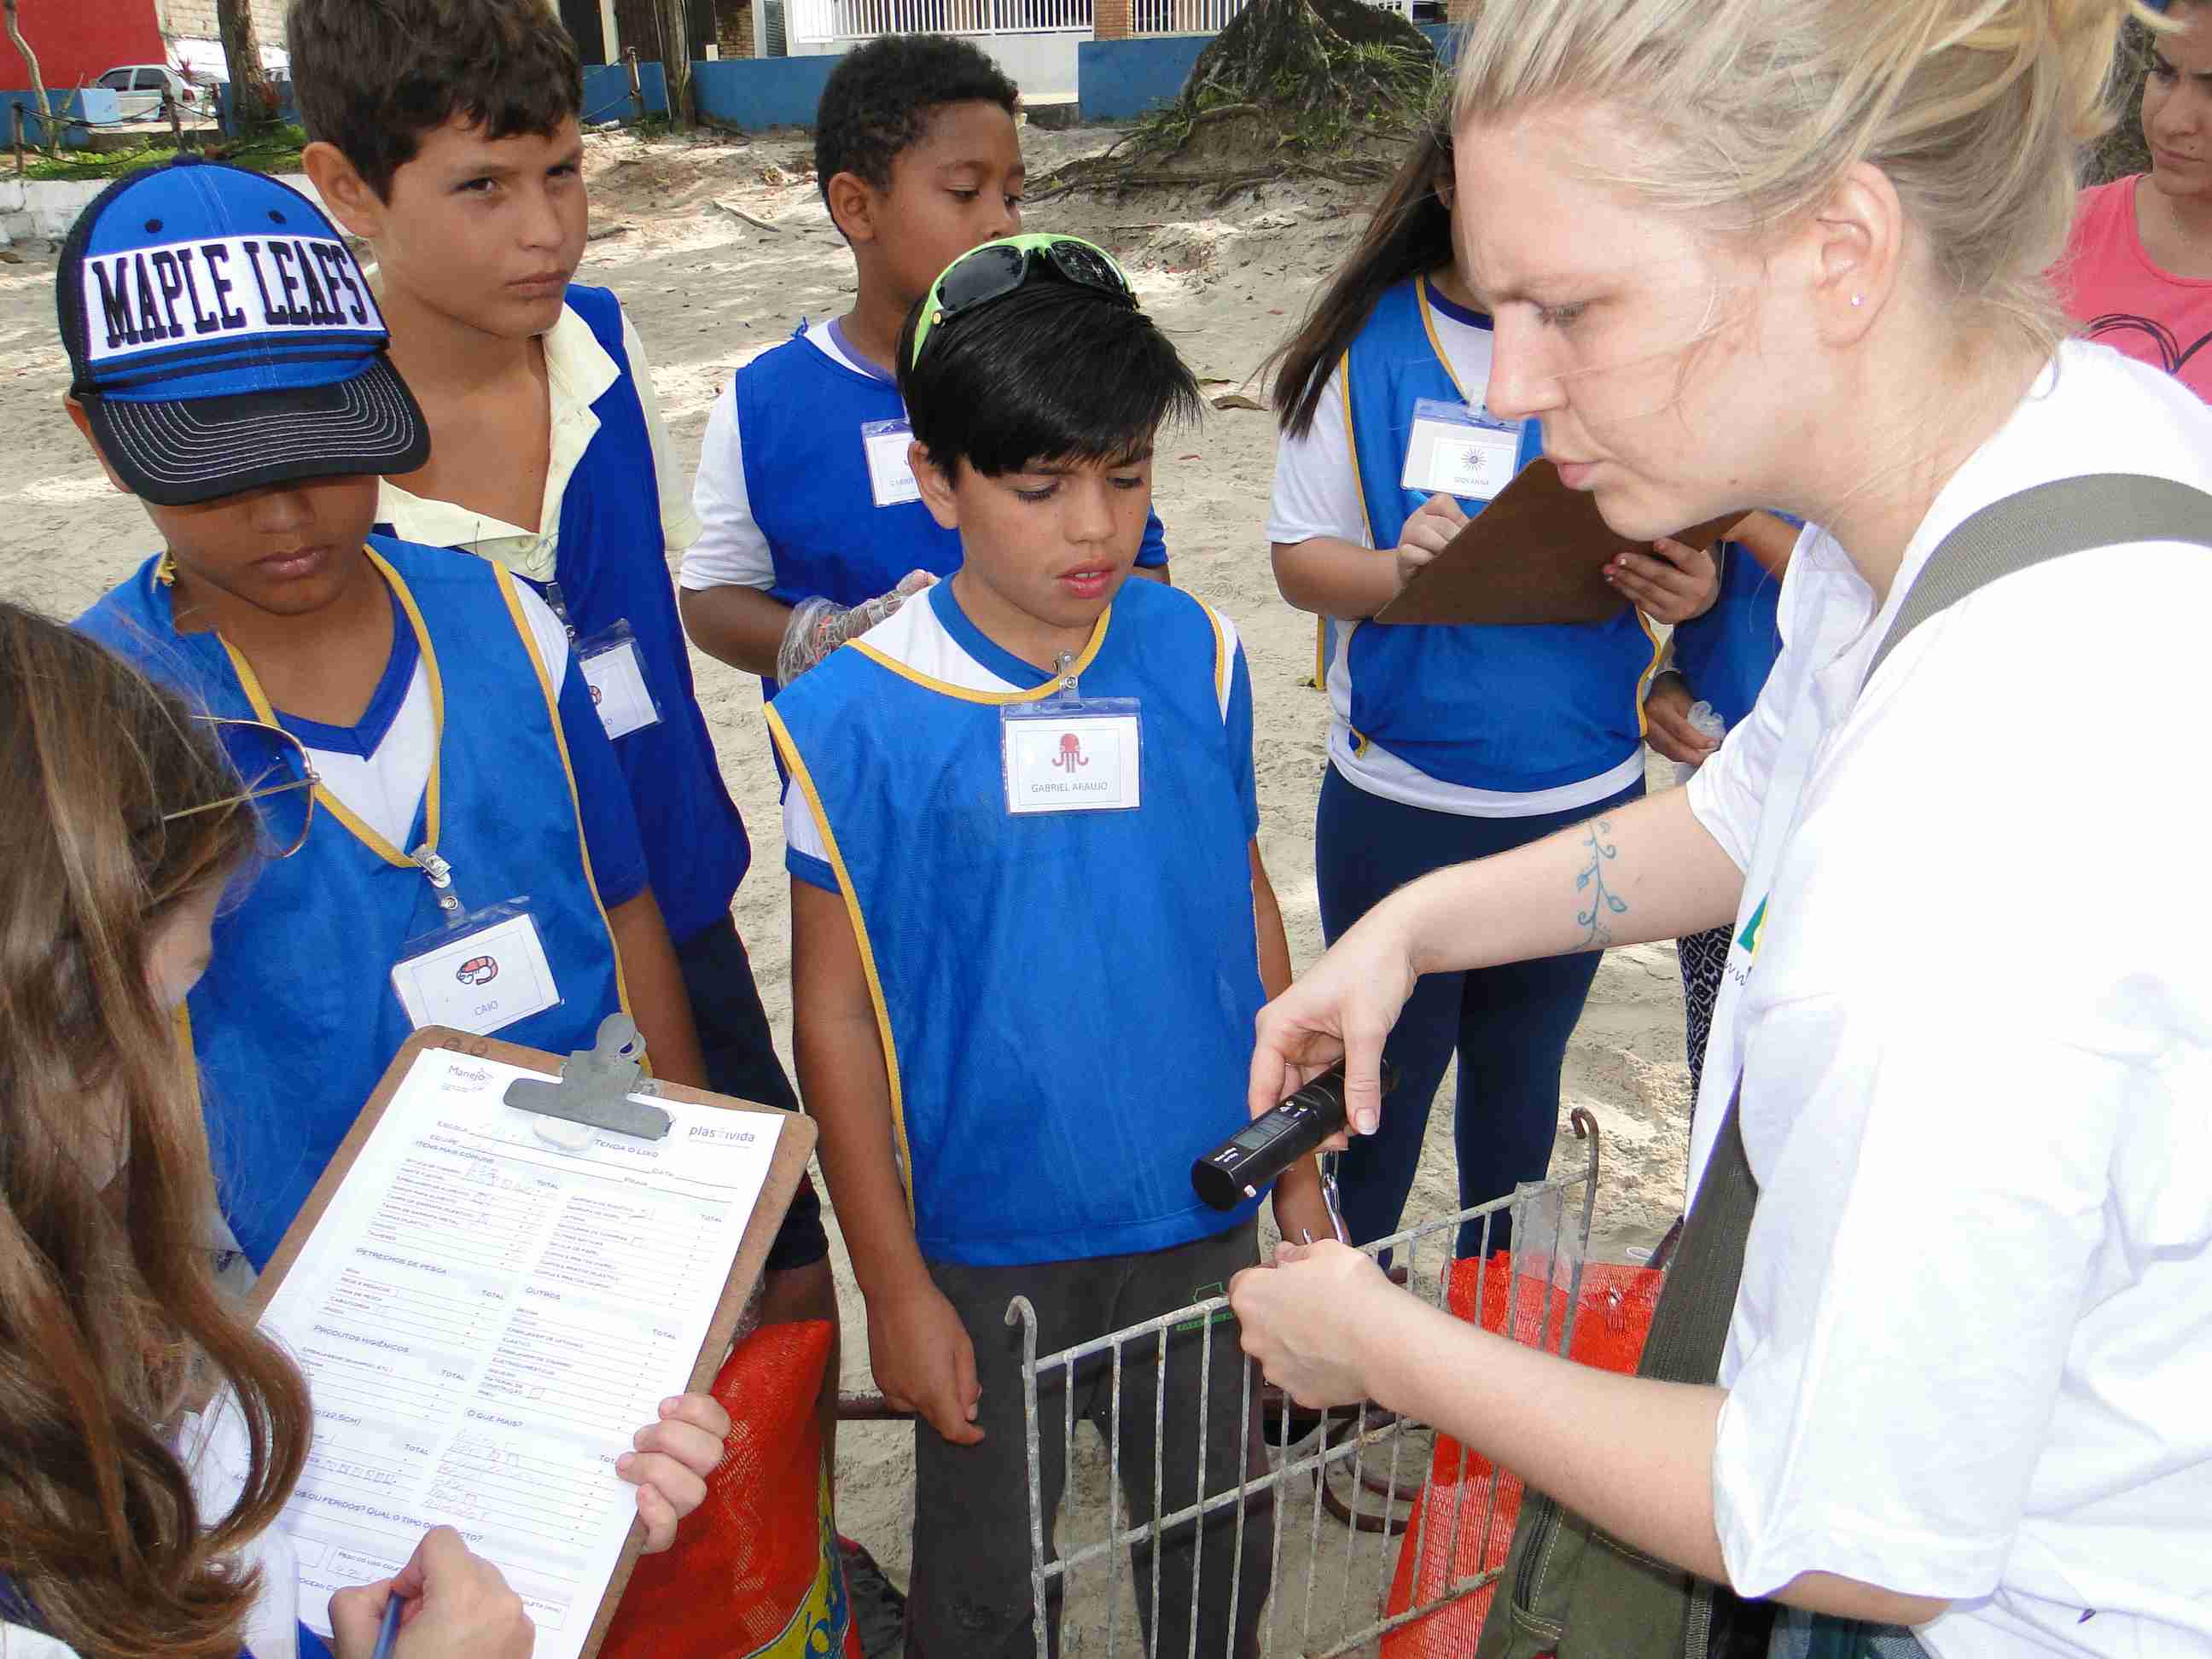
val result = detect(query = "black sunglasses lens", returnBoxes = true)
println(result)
[1048,243,1128,298]
[936,243,1029,314]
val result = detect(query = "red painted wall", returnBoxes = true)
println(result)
[0,0,164,93]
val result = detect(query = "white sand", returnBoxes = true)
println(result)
[0,125,1694,1623]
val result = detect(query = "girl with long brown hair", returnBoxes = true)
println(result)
[0,602,540,1656]
[1264,125,1714,1259]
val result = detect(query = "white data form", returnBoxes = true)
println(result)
[258,1047,779,1655]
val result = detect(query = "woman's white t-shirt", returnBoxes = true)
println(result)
[1685,341,2212,1656]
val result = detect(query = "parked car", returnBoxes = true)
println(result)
[92,65,207,123]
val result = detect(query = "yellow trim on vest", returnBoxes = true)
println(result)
[1339,359,1373,550]
[1310,617,1326,690]
[847,603,1113,705]
[492,564,637,1029]
[221,546,440,870]
[1202,600,1229,716]
[1630,608,1663,738]
[1414,273,1476,406]
[764,703,915,1225]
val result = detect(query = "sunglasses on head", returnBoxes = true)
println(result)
[160,717,319,861]
[910,234,1138,369]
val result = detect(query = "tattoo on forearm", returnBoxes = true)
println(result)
[1574,817,1627,946]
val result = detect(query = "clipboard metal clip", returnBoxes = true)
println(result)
[503,1013,672,1144]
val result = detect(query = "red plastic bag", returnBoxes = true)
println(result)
[600,1318,859,1658]
[1381,1255,1662,1657]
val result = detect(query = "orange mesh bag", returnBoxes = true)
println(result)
[1380,1255,1662,1658]
[601,1318,859,1659]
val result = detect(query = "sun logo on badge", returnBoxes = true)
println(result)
[457,956,500,986]
[1052,732,1090,771]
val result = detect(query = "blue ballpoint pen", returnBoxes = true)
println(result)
[369,1595,405,1659]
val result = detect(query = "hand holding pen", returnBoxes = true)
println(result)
[327,1526,535,1658]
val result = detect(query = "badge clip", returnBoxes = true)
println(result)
[502,1012,670,1146]
[411,845,464,918]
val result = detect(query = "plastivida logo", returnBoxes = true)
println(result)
[1051,731,1090,771]
[456,956,500,987]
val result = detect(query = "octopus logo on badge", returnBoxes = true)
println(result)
[457,955,500,987]
[1051,732,1090,771]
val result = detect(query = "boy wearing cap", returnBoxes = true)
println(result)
[65,156,705,1266]
[61,155,728,1650]
[774,241,1316,1658]
[282,0,838,1321]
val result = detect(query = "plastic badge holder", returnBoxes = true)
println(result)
[575,618,662,740]
[999,649,1143,817]
[1400,398,1526,505]
[861,417,922,508]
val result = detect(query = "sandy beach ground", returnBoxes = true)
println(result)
[0,125,1695,1632]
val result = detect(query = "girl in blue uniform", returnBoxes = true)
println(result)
[1266,128,1665,1253]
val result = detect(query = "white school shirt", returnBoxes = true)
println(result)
[1265,307,1644,818]
[1684,341,2212,1656]
[681,320,880,594]
[376,300,701,585]
[297,584,571,850]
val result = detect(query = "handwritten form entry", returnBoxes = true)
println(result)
[258,1047,779,1653]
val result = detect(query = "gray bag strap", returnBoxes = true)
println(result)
[1863,473,2212,688]
[1475,471,2212,1659]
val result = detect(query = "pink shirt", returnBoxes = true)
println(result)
[2057,176,2212,403]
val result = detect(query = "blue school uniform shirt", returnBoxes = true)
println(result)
[720,319,1169,699]
[1668,535,1789,731]
[77,537,643,1268]
[766,578,1263,1266]
[514,283,748,946]
[1335,276,1660,797]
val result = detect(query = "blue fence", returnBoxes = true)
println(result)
[691,55,841,131]
[1,89,122,149]
[214,79,300,136]
[582,60,672,125]
[1080,20,1452,123]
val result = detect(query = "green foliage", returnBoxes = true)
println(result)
[23,125,308,183]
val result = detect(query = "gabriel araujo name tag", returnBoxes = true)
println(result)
[1001,708,1143,815]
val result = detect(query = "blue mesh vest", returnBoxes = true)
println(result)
[78,538,632,1268]
[1339,276,1658,792]
[766,579,1263,1266]
[548,284,748,943]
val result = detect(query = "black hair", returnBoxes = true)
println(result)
[1266,121,1455,439]
[814,34,1020,213]
[288,0,583,201]
[896,281,1202,480]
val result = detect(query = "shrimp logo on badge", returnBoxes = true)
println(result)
[456,955,500,987]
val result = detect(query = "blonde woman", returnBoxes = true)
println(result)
[1228,1,2212,1653]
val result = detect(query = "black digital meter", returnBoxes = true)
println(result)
[1190,1062,1396,1212]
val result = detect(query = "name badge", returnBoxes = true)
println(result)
[1001,704,1143,815]
[862,418,922,509]
[576,620,660,741]
[391,904,560,1035]
[1400,398,1523,503]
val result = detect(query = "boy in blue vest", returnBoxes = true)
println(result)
[678,35,1173,696]
[284,0,836,1354]
[772,238,1320,1657]
[60,156,728,1648]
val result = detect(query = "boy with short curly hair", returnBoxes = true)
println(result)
[679,35,1173,695]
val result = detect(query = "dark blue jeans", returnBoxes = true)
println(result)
[1314,763,1644,1258]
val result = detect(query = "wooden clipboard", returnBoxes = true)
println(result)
[1373,457,1744,626]
[249,1024,818,1659]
